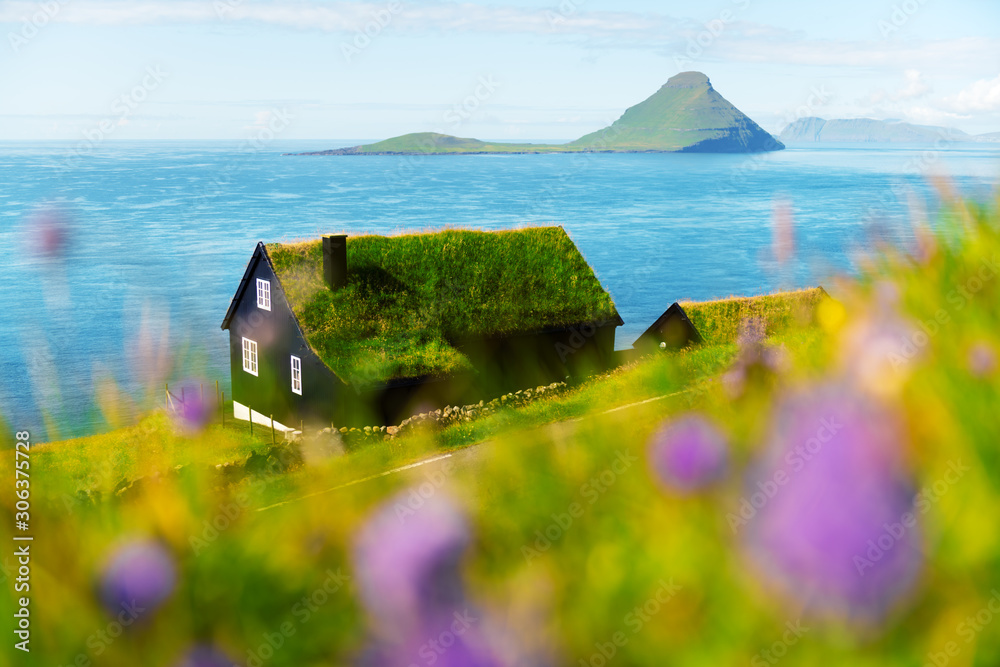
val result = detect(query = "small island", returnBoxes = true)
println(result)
[288,72,784,156]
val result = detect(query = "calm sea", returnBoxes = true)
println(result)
[1,140,997,441]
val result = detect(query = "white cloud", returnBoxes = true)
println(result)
[0,1,678,36]
[0,1,996,81]
[944,73,1000,112]
[893,69,931,101]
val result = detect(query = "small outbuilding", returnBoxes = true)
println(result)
[633,302,703,352]
[221,227,622,429]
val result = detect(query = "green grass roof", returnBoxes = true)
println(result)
[680,287,829,344]
[267,227,619,385]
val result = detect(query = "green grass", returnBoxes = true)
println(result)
[31,407,278,498]
[268,227,619,384]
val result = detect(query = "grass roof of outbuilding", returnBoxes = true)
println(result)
[266,227,620,385]
[680,287,829,344]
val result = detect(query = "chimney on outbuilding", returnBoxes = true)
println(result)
[322,234,347,291]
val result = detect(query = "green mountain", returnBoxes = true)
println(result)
[569,71,781,152]
[290,72,783,156]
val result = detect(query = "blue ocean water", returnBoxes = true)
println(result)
[1,140,997,441]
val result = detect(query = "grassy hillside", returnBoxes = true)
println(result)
[268,227,619,383]
[10,191,1000,667]
[347,132,569,154]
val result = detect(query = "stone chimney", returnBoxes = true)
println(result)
[322,235,347,291]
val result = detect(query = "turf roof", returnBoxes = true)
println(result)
[267,227,620,385]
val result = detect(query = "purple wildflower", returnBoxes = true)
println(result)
[99,539,177,618]
[737,317,767,349]
[353,494,505,666]
[26,205,72,260]
[648,415,729,494]
[968,341,997,377]
[170,379,216,433]
[743,384,922,622]
[354,493,470,629]
[174,645,236,667]
[724,318,788,398]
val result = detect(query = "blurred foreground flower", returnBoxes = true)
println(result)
[723,317,788,398]
[743,384,922,623]
[175,645,236,667]
[99,539,177,619]
[169,379,217,434]
[839,305,922,398]
[26,204,72,259]
[968,341,997,377]
[353,493,504,666]
[648,415,729,494]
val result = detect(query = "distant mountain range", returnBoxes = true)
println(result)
[780,117,999,144]
[289,72,783,156]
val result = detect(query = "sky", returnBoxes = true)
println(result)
[1,0,998,142]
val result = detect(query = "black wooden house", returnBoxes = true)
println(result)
[221,227,622,430]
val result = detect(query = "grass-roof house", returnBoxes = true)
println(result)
[221,227,622,429]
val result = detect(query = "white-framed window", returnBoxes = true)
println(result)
[242,337,258,376]
[290,355,302,395]
[256,278,271,311]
